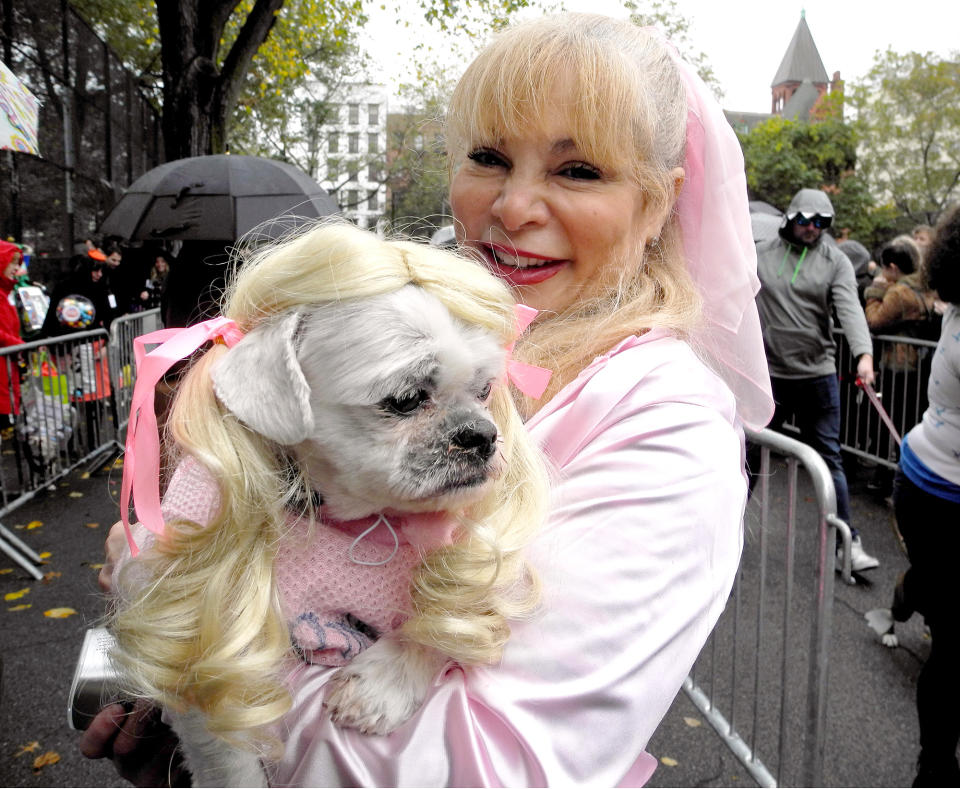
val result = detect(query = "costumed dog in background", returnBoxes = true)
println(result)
[110,223,551,786]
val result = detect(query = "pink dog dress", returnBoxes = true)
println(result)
[160,456,456,666]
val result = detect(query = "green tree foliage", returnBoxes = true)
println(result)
[738,115,895,247]
[851,49,960,226]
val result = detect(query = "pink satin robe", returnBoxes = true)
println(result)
[266,329,747,786]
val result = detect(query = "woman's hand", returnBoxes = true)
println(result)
[98,520,129,593]
[79,701,188,787]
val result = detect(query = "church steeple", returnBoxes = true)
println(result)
[771,14,832,116]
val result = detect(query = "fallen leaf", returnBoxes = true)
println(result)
[7,603,32,611]
[683,716,702,728]
[68,491,83,498]
[84,522,100,529]
[13,523,24,530]
[43,607,77,619]
[14,741,40,757]
[0,568,12,574]
[4,588,30,601]
[60,482,69,487]
[87,563,104,570]
[38,551,51,559]
[42,571,62,583]
[113,457,124,467]
[80,471,90,479]
[32,750,60,771]
[26,520,43,530]
[660,757,678,767]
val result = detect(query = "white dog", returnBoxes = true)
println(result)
[126,282,542,786]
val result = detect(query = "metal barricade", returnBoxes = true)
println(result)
[683,427,852,787]
[0,330,122,579]
[836,331,937,468]
[109,309,162,433]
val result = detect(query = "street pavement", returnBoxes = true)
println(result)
[0,452,926,787]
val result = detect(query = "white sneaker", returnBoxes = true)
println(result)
[840,536,879,572]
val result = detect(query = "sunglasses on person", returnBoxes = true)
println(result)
[792,213,832,230]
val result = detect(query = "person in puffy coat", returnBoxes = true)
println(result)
[0,240,24,420]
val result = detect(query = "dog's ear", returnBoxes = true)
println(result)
[211,311,315,445]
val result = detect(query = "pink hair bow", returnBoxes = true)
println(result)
[120,316,245,555]
[507,304,552,399]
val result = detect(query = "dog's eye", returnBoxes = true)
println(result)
[477,382,492,401]
[384,390,429,415]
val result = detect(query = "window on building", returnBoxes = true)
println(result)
[347,162,359,182]
[367,162,381,182]
[368,103,379,125]
[326,158,339,181]
[367,191,378,211]
[349,103,359,124]
[328,133,339,153]
[347,189,359,208]
[368,133,378,154]
[348,132,359,153]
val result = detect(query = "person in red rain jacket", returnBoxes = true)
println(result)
[0,241,25,419]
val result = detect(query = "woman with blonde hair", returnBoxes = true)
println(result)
[83,13,772,786]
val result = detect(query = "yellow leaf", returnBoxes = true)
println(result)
[42,571,61,582]
[69,491,83,498]
[88,563,104,570]
[80,472,90,479]
[15,741,40,757]
[0,567,12,574]
[84,522,100,529]
[26,520,43,530]
[4,588,30,601]
[38,552,51,559]
[7,603,31,611]
[660,757,678,767]
[43,607,77,619]
[32,750,60,770]
[683,716,702,728]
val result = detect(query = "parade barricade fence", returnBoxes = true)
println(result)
[109,309,162,434]
[835,330,937,468]
[683,427,852,787]
[0,314,158,580]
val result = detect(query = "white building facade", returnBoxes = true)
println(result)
[320,84,389,229]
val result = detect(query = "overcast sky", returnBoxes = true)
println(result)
[361,0,959,114]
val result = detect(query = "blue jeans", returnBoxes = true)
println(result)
[768,374,853,534]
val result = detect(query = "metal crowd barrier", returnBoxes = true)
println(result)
[683,427,852,788]
[835,331,937,468]
[0,311,159,580]
[109,309,162,433]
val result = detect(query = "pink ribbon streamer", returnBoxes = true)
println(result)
[856,377,902,447]
[120,316,244,555]
[507,304,552,399]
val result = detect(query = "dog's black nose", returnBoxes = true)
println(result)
[450,420,498,460]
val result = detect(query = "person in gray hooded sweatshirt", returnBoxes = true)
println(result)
[755,188,879,572]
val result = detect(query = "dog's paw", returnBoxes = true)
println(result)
[324,636,445,736]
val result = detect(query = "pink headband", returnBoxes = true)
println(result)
[120,306,550,555]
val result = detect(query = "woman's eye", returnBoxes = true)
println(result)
[384,390,429,415]
[559,162,602,180]
[467,148,508,168]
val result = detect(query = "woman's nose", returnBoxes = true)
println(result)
[491,177,549,231]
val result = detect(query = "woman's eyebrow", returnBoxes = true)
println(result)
[551,138,578,155]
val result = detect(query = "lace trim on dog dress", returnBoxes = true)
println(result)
[160,456,457,666]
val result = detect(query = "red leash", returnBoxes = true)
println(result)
[856,377,901,447]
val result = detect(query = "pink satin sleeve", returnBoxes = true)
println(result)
[266,334,745,787]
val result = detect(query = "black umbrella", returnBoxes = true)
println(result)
[98,154,339,242]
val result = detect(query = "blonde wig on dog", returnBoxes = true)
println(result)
[446,13,701,414]
[111,222,549,751]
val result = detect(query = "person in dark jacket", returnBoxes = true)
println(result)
[42,253,114,338]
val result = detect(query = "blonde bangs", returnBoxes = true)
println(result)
[448,19,647,181]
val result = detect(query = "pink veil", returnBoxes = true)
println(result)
[653,31,775,430]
